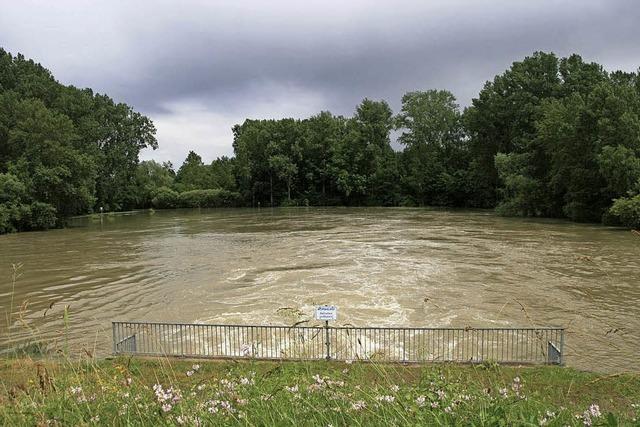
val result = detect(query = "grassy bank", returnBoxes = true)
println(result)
[1,357,638,426]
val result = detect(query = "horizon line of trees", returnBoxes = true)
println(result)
[2,48,640,233]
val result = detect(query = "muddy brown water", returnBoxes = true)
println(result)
[1,208,638,372]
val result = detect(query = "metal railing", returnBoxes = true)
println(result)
[112,321,564,365]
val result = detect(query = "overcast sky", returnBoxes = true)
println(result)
[1,1,639,166]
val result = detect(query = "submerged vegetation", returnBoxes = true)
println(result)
[2,48,640,233]
[1,358,639,426]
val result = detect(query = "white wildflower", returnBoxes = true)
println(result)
[239,376,254,386]
[351,400,367,411]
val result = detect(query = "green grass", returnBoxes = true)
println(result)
[0,357,638,426]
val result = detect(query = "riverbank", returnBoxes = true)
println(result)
[1,357,638,426]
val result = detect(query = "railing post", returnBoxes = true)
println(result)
[402,329,406,362]
[325,321,331,360]
[112,322,117,354]
[559,328,565,366]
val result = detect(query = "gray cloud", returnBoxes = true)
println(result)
[1,0,639,165]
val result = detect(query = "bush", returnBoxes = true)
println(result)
[279,198,298,207]
[177,189,240,208]
[608,195,640,229]
[151,187,180,209]
[27,202,58,230]
[0,202,57,233]
[0,173,27,203]
[0,205,16,233]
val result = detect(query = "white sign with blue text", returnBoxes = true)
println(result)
[315,305,337,321]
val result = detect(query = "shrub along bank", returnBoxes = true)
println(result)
[151,188,241,209]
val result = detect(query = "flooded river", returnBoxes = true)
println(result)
[1,208,638,372]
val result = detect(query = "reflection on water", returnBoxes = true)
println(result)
[0,208,638,372]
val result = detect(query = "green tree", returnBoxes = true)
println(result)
[300,111,345,203]
[209,156,237,191]
[175,151,213,191]
[134,160,175,207]
[7,98,95,218]
[396,90,468,206]
[0,49,157,232]
[331,99,398,204]
[268,154,297,201]
[464,52,561,207]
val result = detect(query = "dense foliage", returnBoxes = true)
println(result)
[229,53,640,227]
[0,49,157,232]
[2,48,640,233]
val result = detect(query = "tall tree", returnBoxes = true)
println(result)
[396,90,468,206]
[464,52,561,207]
[175,151,212,191]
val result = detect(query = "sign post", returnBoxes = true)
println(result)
[315,305,337,360]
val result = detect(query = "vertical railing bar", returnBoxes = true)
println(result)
[491,329,493,362]
[172,324,176,356]
[181,324,184,356]
[186,325,190,356]
[170,324,174,356]
[112,323,116,354]
[197,325,200,356]
[183,325,187,356]
[511,328,515,362]
[560,329,565,365]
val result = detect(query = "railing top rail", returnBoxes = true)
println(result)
[111,321,563,331]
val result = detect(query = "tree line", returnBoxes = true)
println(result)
[1,49,639,233]
[0,49,156,232]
